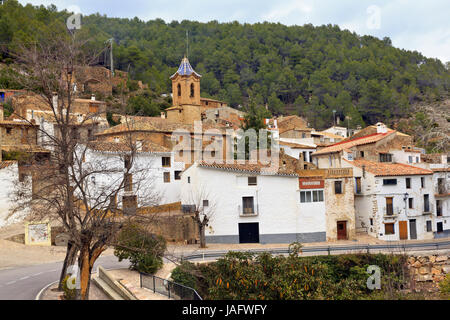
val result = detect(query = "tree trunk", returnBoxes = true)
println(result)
[77,243,91,300]
[58,240,77,291]
[199,224,206,248]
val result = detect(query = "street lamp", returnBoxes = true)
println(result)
[332,110,336,126]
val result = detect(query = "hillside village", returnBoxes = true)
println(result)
[0,55,448,248]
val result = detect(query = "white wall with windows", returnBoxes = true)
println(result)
[181,163,327,244]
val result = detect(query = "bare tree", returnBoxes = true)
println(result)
[7,32,160,299]
[185,186,216,249]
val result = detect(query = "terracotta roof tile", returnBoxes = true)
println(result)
[0,161,17,170]
[87,141,170,153]
[279,141,316,149]
[312,131,395,155]
[197,160,298,176]
[345,159,432,176]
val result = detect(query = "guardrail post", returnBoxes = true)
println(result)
[202,253,205,261]
[327,246,330,256]
[168,282,171,299]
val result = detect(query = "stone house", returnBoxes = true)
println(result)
[343,159,439,241]
[297,168,356,241]
[311,122,414,169]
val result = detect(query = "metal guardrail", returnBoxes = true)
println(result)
[179,240,450,261]
[140,272,202,300]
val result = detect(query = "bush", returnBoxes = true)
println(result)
[171,261,198,289]
[439,273,450,298]
[114,223,166,274]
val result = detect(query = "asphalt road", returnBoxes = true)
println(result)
[0,255,130,300]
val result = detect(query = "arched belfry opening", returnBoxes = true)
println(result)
[170,56,201,106]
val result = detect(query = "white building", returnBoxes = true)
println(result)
[0,161,31,227]
[343,159,441,241]
[322,126,348,138]
[279,140,316,163]
[181,161,327,244]
[81,141,185,209]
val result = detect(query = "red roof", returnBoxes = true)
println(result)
[312,131,395,155]
[345,159,433,177]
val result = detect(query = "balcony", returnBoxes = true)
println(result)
[382,206,400,219]
[435,183,449,197]
[238,204,258,217]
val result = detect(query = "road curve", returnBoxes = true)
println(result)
[0,255,129,300]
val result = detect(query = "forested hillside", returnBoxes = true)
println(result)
[0,0,449,130]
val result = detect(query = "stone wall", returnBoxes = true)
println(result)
[407,254,449,293]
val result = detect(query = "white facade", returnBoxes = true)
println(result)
[322,126,348,138]
[0,162,31,227]
[81,147,185,208]
[349,164,438,241]
[181,163,326,244]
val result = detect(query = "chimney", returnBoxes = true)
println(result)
[376,122,387,134]
[52,93,58,113]
[91,94,96,101]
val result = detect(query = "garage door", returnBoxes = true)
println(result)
[238,223,259,243]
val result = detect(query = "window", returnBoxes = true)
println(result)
[302,133,306,138]
[177,83,181,97]
[190,83,194,97]
[426,220,432,232]
[203,200,209,207]
[334,181,342,194]
[386,197,393,215]
[312,190,324,202]
[300,190,323,203]
[423,194,430,212]
[406,178,411,189]
[379,153,392,162]
[360,151,365,158]
[436,200,442,216]
[163,172,170,183]
[384,223,395,235]
[370,218,373,226]
[242,197,255,214]
[162,156,171,167]
[355,177,361,194]
[187,176,191,184]
[174,171,182,180]
[383,179,397,186]
[6,127,11,134]
[248,176,257,186]
[408,198,414,209]
[416,157,419,163]
[408,156,413,163]
[421,177,425,188]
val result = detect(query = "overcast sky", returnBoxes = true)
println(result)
[19,0,450,63]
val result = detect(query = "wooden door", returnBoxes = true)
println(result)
[337,221,347,240]
[399,221,408,240]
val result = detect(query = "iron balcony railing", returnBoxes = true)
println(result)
[238,204,259,216]
[140,273,202,300]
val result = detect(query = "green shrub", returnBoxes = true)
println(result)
[171,261,198,289]
[114,223,166,274]
[439,273,450,299]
